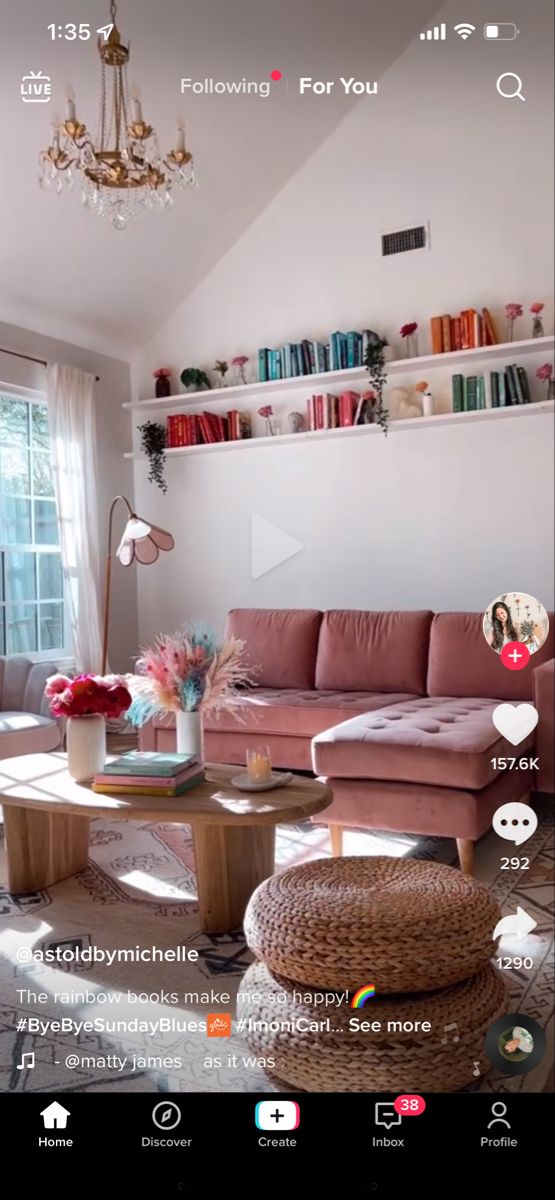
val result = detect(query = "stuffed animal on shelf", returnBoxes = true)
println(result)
[390,386,421,419]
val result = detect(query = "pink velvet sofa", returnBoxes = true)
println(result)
[0,656,63,758]
[139,608,554,873]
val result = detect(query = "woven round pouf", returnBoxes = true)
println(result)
[237,960,507,1092]
[244,856,500,993]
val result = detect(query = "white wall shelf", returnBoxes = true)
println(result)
[124,335,554,411]
[123,398,554,460]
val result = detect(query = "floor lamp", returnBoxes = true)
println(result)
[102,495,174,673]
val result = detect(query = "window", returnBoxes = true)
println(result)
[0,391,67,659]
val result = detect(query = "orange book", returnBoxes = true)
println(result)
[430,316,443,354]
[441,315,452,353]
[481,308,499,345]
[450,318,462,351]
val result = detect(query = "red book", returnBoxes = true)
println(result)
[481,308,498,345]
[307,396,316,430]
[451,318,462,351]
[315,395,325,430]
[226,410,239,440]
[339,390,358,426]
[166,415,176,448]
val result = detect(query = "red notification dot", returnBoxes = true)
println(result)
[394,1094,426,1117]
[270,70,282,81]
[500,641,531,671]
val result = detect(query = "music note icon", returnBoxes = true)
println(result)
[16,1051,35,1070]
[472,1061,481,1077]
[441,1022,460,1044]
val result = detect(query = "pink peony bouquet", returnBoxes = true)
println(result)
[45,674,132,719]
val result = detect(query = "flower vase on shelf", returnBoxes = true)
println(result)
[66,714,106,782]
[549,380,555,401]
[532,316,545,338]
[406,334,419,358]
[175,710,203,760]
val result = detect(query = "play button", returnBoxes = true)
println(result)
[251,514,304,579]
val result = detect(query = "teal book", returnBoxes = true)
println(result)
[505,366,518,404]
[102,751,199,778]
[452,374,464,413]
[517,366,531,403]
[511,364,525,404]
[477,376,486,409]
[465,376,478,411]
[258,349,268,382]
[491,372,500,407]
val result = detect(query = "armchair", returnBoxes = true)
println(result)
[0,657,63,759]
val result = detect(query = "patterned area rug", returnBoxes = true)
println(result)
[0,796,552,1095]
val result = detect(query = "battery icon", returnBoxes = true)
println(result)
[484,23,519,40]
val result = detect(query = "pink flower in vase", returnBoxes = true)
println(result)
[231,355,249,385]
[530,302,545,338]
[400,322,418,358]
[536,362,554,397]
[258,404,274,435]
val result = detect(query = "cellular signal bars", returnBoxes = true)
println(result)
[420,23,446,40]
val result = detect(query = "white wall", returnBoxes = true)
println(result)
[0,321,138,673]
[132,0,554,639]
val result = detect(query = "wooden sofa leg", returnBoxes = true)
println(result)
[456,838,475,875]
[329,825,343,857]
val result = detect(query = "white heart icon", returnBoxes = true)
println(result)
[492,703,539,747]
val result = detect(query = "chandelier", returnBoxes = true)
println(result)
[38,0,196,229]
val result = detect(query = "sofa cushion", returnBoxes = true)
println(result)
[0,712,62,758]
[315,610,433,694]
[311,696,536,790]
[427,612,554,701]
[225,609,322,689]
[160,689,419,740]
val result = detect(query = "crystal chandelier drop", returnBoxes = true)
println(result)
[38,0,196,229]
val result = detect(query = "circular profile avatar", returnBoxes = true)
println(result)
[483,592,549,656]
[498,1025,534,1063]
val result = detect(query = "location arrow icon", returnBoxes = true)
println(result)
[493,906,537,942]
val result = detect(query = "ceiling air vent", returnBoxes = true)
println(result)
[381,224,428,256]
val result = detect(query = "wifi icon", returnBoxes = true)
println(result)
[454,22,476,39]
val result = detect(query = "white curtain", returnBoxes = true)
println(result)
[47,364,103,673]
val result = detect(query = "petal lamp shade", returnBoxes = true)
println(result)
[116,517,175,566]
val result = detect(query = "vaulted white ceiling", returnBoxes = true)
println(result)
[0,0,440,356]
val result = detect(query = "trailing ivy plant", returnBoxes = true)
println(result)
[364,333,390,435]
[138,421,168,493]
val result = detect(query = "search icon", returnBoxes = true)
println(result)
[496,72,526,101]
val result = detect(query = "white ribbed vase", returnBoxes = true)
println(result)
[175,710,203,760]
[66,714,106,782]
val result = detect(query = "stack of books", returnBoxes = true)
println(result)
[258,329,379,381]
[92,752,204,796]
[430,307,499,354]
[452,365,531,412]
[307,391,360,429]
[166,411,252,447]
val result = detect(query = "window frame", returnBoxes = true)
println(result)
[0,383,72,663]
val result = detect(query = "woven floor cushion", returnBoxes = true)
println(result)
[237,960,507,1092]
[244,856,500,993]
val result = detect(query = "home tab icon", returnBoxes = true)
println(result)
[40,1101,71,1130]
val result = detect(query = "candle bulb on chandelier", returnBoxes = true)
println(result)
[52,120,60,151]
[176,125,185,152]
[130,84,143,123]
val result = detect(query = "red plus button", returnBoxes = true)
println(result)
[500,641,531,671]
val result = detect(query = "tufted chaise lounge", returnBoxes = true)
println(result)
[139,608,554,873]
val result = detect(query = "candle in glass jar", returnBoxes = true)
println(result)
[246,746,272,784]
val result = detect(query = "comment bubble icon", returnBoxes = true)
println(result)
[493,802,538,846]
[374,1101,402,1130]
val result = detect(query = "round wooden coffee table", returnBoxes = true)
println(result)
[0,753,331,933]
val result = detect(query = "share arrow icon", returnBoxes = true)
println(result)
[493,906,537,942]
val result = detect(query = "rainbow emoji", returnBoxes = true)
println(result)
[350,985,376,1008]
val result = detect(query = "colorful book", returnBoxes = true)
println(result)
[517,366,531,403]
[258,349,269,382]
[465,376,478,411]
[339,390,358,426]
[477,376,486,410]
[441,315,452,353]
[510,364,525,404]
[505,365,519,404]
[101,751,199,778]
[92,774,205,797]
[312,342,327,373]
[481,308,498,345]
[490,372,499,408]
[452,374,464,413]
[431,317,443,354]
[93,762,203,789]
